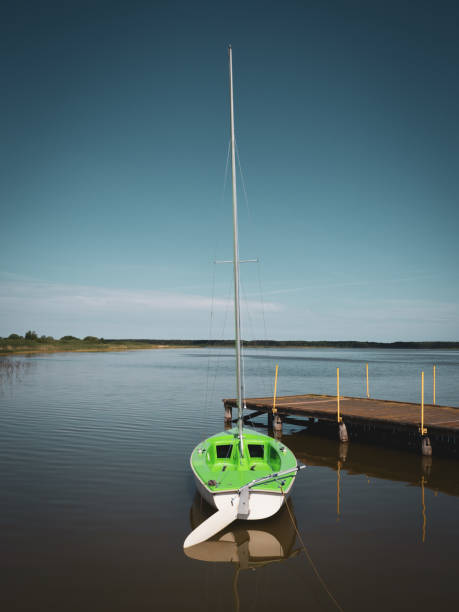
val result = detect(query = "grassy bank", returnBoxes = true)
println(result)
[0,336,184,355]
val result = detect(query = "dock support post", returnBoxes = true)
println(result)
[273,413,282,437]
[339,421,349,443]
[224,402,233,425]
[433,365,436,405]
[421,436,432,456]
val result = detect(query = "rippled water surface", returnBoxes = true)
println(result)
[1,348,459,611]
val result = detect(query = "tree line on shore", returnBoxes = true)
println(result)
[1,333,458,350]
[1,331,104,344]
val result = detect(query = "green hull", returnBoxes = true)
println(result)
[190,428,298,494]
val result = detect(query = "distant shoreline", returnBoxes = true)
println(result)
[1,338,458,355]
[108,339,459,349]
[0,340,184,356]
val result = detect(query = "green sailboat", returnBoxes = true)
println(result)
[183,46,304,549]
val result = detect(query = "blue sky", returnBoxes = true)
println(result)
[1,0,458,341]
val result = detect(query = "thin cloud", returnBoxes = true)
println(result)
[0,280,281,315]
[261,274,436,296]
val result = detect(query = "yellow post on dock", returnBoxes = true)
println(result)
[366,363,370,398]
[337,368,341,422]
[433,365,436,405]
[273,364,279,414]
[420,371,427,435]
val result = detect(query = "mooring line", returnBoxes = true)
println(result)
[281,489,345,612]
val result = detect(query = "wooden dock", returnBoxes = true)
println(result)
[223,394,459,457]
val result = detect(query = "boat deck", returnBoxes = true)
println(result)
[190,428,297,493]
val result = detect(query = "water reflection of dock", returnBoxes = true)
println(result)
[285,433,453,544]
[282,433,459,497]
[224,394,459,457]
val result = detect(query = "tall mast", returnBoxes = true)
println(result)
[228,45,244,454]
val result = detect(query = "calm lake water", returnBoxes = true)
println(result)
[1,348,459,611]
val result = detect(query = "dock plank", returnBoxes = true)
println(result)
[224,394,459,433]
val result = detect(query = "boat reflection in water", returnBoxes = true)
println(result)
[185,493,301,569]
[185,494,301,610]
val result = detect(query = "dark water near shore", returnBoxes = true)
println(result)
[1,348,459,611]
